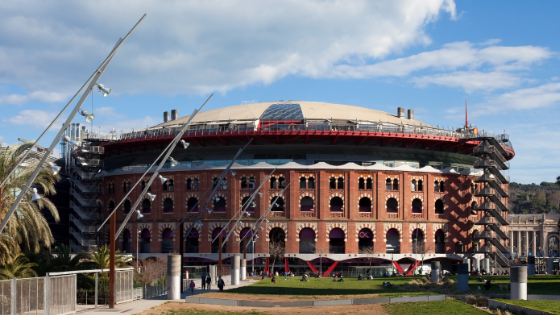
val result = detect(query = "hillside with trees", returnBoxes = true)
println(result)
[508,181,560,214]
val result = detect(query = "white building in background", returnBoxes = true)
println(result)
[508,213,560,257]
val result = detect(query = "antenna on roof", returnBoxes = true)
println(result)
[465,98,468,128]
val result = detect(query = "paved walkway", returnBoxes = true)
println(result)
[77,280,259,315]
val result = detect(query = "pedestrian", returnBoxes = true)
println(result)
[189,280,195,294]
[201,274,206,290]
[206,275,212,290]
[218,276,225,291]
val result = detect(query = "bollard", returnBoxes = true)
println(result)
[463,258,470,273]
[527,256,535,276]
[209,265,217,284]
[231,255,240,285]
[241,259,247,281]
[547,258,554,275]
[482,258,490,273]
[457,263,469,292]
[510,266,527,300]
[167,255,181,300]
[431,261,440,283]
[472,258,479,273]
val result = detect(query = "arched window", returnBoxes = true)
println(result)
[186,178,193,190]
[411,179,417,191]
[270,177,277,189]
[358,228,373,254]
[168,179,174,192]
[386,198,398,213]
[358,178,365,190]
[187,197,199,212]
[329,228,345,254]
[392,179,399,190]
[278,177,284,189]
[435,199,444,214]
[418,180,423,192]
[214,197,226,212]
[386,178,392,190]
[161,229,173,253]
[163,180,168,191]
[123,181,127,193]
[300,197,314,212]
[308,177,315,189]
[330,178,336,189]
[386,229,400,254]
[140,229,151,253]
[366,178,373,190]
[434,181,440,192]
[440,181,445,192]
[411,229,424,254]
[163,198,173,213]
[240,228,255,253]
[300,177,306,189]
[272,197,285,212]
[142,199,151,214]
[185,230,198,253]
[108,200,115,211]
[123,200,131,214]
[242,196,255,212]
[359,197,371,212]
[330,197,343,212]
[435,229,445,253]
[122,230,131,253]
[337,177,344,189]
[193,178,199,190]
[299,228,315,254]
[412,198,422,214]
[269,228,286,258]
[211,228,227,253]
[241,176,249,189]
[455,241,464,254]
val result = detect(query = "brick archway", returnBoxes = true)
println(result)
[383,223,403,242]
[158,223,176,242]
[138,223,153,242]
[295,222,318,242]
[326,222,348,242]
[266,222,288,242]
[182,222,202,241]
[208,222,229,242]
[234,223,255,242]
[355,223,376,242]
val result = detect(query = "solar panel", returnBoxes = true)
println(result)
[260,103,304,120]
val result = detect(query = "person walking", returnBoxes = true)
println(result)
[218,276,225,291]
[189,280,195,294]
[206,275,212,290]
[201,274,206,290]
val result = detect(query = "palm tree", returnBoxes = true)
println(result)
[82,245,130,270]
[0,252,38,279]
[49,244,87,272]
[0,142,61,265]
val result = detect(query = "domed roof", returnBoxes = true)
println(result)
[159,101,431,127]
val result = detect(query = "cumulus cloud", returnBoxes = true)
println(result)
[413,71,522,92]
[3,110,57,129]
[482,82,560,111]
[0,90,67,105]
[0,0,457,95]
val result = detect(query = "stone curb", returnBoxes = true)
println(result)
[488,299,557,315]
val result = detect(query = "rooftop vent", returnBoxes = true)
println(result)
[397,107,405,118]
[407,109,414,120]
[171,109,178,121]
[163,111,170,122]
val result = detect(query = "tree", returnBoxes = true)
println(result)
[416,241,435,275]
[48,244,88,272]
[0,142,61,265]
[556,176,560,187]
[268,228,285,275]
[0,252,38,279]
[313,243,330,277]
[135,257,166,287]
[81,245,130,270]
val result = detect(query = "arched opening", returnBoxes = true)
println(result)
[248,176,256,189]
[434,181,440,192]
[163,180,168,191]
[411,229,424,254]
[163,198,173,213]
[272,197,285,212]
[440,181,445,192]
[141,180,151,192]
[548,235,559,257]
[278,177,285,189]
[240,228,255,254]
[211,228,227,253]
[122,181,127,193]
[392,179,399,190]
[193,178,199,190]
[330,177,336,189]
[435,199,444,214]
[330,197,343,212]
[300,197,314,212]
[411,179,417,191]
[108,200,115,211]
[122,229,131,253]
[418,180,423,191]
[140,229,151,253]
[455,241,464,254]
[412,198,422,214]
[214,197,226,212]
[269,228,286,265]
[242,196,255,212]
[168,179,174,192]
[187,197,199,212]
[299,228,316,254]
[270,177,277,189]
[386,178,392,190]
[358,228,373,254]
[358,178,365,190]
[185,229,199,253]
[329,228,345,254]
[161,229,173,253]
[142,199,151,214]
[366,178,373,189]
[123,200,131,214]
[300,177,306,189]
[435,229,445,253]
[308,178,315,189]
[186,178,193,190]
[359,197,372,212]
[386,198,398,213]
[386,229,400,253]
[242,176,249,189]
[337,177,344,189]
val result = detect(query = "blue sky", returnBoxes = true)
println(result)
[0,1,559,184]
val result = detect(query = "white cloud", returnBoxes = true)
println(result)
[413,71,521,92]
[94,107,125,118]
[0,90,67,105]
[0,0,457,95]
[3,109,57,128]
[483,83,560,111]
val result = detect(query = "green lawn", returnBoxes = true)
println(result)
[446,275,560,295]
[224,276,433,297]
[493,299,560,315]
[383,300,487,315]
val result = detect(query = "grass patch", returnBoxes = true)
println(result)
[383,299,487,315]
[445,275,560,295]
[493,299,560,315]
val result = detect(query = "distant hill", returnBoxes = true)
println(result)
[508,182,560,214]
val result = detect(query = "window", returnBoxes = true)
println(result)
[455,241,463,254]
[300,177,306,189]
[386,198,398,213]
[272,197,285,212]
[434,181,440,192]
[270,177,277,189]
[359,197,371,212]
[300,197,314,212]
[214,197,226,212]
[187,197,199,212]
[163,180,168,191]
[418,180,423,191]
[163,198,173,213]
[359,178,365,190]
[392,179,399,190]
[242,196,255,212]
[337,177,344,189]
[242,176,256,189]
[412,198,422,214]
[330,197,343,212]
[186,178,193,190]
[435,199,444,214]
[193,178,199,190]
[440,181,445,192]
[140,229,151,253]
[168,179,174,192]
[123,181,127,193]
[386,178,392,190]
[142,199,151,214]
[186,178,199,190]
[141,180,151,192]
[123,200,131,214]
[329,228,345,254]
[411,179,417,191]
[278,177,285,189]
[366,178,373,190]
[330,178,336,189]
[161,229,173,253]
[308,177,315,189]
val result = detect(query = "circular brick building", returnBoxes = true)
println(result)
[99,101,515,275]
